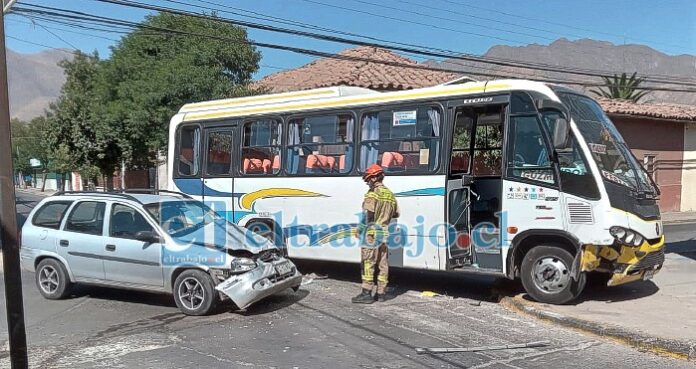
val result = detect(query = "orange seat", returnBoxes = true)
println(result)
[243,157,272,174]
[306,154,336,172]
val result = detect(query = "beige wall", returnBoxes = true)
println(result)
[681,123,696,211]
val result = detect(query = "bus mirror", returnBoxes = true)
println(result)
[552,117,571,150]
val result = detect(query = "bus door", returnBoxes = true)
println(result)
[447,97,508,270]
[174,124,204,201]
[201,125,237,223]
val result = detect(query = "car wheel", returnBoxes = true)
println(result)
[521,245,586,305]
[173,270,218,316]
[35,259,71,299]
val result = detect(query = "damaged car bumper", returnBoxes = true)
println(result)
[214,258,303,310]
[580,235,665,286]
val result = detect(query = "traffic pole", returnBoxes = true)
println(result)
[0,3,29,368]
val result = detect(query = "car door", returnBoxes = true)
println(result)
[103,202,164,287]
[57,201,108,281]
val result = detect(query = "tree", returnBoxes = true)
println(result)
[10,119,32,187]
[590,72,649,102]
[95,12,263,168]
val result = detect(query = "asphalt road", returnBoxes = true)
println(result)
[1,191,694,368]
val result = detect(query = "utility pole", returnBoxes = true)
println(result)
[0,0,29,367]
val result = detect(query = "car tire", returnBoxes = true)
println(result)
[35,258,71,300]
[520,245,586,305]
[173,269,219,316]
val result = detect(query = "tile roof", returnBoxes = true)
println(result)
[255,46,460,93]
[596,97,696,122]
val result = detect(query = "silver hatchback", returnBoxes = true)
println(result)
[20,191,302,315]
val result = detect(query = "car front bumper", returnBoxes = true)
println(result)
[214,258,302,310]
[581,235,665,286]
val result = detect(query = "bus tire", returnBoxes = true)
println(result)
[520,245,585,304]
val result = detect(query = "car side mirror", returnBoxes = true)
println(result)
[135,231,162,244]
[552,117,571,150]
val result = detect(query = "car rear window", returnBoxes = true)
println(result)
[32,201,73,229]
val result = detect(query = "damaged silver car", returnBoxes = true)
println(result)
[20,190,302,315]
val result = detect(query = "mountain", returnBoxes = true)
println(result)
[432,38,696,105]
[7,48,72,121]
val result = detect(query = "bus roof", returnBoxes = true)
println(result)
[178,79,555,123]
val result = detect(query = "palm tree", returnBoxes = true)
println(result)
[590,72,649,102]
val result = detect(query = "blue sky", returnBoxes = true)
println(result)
[5,0,696,79]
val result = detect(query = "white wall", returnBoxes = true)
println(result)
[680,123,696,211]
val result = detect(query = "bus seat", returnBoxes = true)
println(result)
[272,155,281,171]
[306,154,336,173]
[243,157,272,174]
[381,151,404,171]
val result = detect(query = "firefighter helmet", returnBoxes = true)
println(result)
[362,164,384,181]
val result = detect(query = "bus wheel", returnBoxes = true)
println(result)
[520,245,586,304]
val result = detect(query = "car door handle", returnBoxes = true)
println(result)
[105,244,116,252]
[59,240,69,247]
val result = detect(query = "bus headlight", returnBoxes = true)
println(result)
[610,226,644,246]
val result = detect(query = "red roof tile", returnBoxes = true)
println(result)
[256,46,460,92]
[596,97,696,122]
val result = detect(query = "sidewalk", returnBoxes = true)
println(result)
[662,211,696,225]
[502,251,696,360]
[14,187,55,197]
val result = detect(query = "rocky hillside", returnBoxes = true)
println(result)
[8,48,71,121]
[434,38,696,105]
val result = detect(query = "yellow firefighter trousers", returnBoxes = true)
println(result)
[361,244,388,294]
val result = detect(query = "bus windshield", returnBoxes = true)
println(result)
[557,92,657,196]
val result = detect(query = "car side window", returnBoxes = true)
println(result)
[32,201,73,229]
[110,204,155,240]
[65,201,106,236]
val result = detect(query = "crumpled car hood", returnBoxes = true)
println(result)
[170,219,277,254]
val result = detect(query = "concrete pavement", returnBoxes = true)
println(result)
[504,223,696,360]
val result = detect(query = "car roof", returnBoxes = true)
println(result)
[48,191,192,206]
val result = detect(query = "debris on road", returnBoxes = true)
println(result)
[415,340,550,354]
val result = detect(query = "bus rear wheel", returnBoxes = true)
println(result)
[520,245,586,304]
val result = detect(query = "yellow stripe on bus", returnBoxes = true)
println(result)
[182,83,511,122]
[180,88,337,112]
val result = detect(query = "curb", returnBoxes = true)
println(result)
[662,219,696,226]
[501,296,696,361]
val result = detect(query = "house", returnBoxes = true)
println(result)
[257,47,696,212]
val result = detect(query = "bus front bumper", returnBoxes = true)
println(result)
[580,235,665,286]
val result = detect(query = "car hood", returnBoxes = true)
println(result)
[169,219,277,254]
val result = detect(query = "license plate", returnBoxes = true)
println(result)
[274,261,293,276]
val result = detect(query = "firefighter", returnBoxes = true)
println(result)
[352,164,399,304]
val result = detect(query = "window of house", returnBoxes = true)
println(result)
[241,119,282,175]
[644,154,657,181]
[507,115,556,185]
[205,129,234,176]
[65,201,106,236]
[359,106,441,173]
[32,201,73,229]
[178,125,200,177]
[110,204,155,240]
[287,114,354,175]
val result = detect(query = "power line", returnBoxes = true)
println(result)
[13,4,696,93]
[172,0,696,84]
[77,0,696,88]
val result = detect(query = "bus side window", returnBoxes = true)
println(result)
[287,114,354,175]
[205,129,234,176]
[241,119,282,175]
[506,116,556,185]
[178,125,201,177]
[472,111,503,177]
[359,106,441,174]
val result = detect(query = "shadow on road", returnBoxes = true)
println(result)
[238,289,310,316]
[293,259,504,303]
[666,239,696,261]
[68,284,177,309]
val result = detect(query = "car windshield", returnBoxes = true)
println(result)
[557,92,657,195]
[144,200,223,236]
